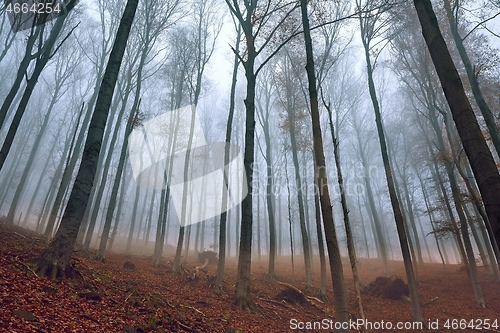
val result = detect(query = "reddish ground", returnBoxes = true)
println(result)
[0,221,499,332]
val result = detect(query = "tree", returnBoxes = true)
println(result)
[357,0,422,321]
[224,0,300,311]
[0,6,78,173]
[300,0,349,327]
[442,0,500,160]
[172,0,222,273]
[216,23,242,291]
[413,0,500,262]
[6,35,83,225]
[31,0,139,279]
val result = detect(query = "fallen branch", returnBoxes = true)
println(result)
[193,259,209,280]
[13,232,27,239]
[256,297,300,314]
[307,296,325,304]
[180,304,205,317]
[422,297,439,307]
[13,257,38,278]
[276,281,326,312]
[175,319,198,333]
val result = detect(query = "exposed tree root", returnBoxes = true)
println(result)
[30,257,76,281]
[234,295,257,313]
[317,292,329,302]
[94,253,106,263]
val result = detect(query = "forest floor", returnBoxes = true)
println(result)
[0,221,499,332]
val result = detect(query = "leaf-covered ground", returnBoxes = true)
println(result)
[1,221,499,332]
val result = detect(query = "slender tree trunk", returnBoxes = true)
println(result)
[285,65,313,288]
[325,100,365,322]
[359,11,422,321]
[300,0,349,327]
[215,26,240,285]
[285,154,295,282]
[313,190,327,299]
[126,174,142,255]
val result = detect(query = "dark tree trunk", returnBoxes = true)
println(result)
[300,0,349,327]
[31,0,139,280]
[414,0,500,254]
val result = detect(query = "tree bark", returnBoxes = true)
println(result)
[300,0,349,328]
[32,0,139,280]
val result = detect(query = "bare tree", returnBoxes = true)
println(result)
[414,0,500,270]
[31,0,139,279]
[357,0,422,321]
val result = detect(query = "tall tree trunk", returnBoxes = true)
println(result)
[215,27,240,287]
[359,10,422,322]
[32,0,139,279]
[313,189,327,300]
[300,0,349,327]
[285,153,295,282]
[285,66,313,289]
[324,99,365,321]
[414,0,500,252]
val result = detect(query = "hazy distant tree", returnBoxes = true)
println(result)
[0,8,79,173]
[350,109,388,271]
[275,50,313,289]
[172,0,221,272]
[6,37,83,224]
[32,0,139,279]
[216,23,242,291]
